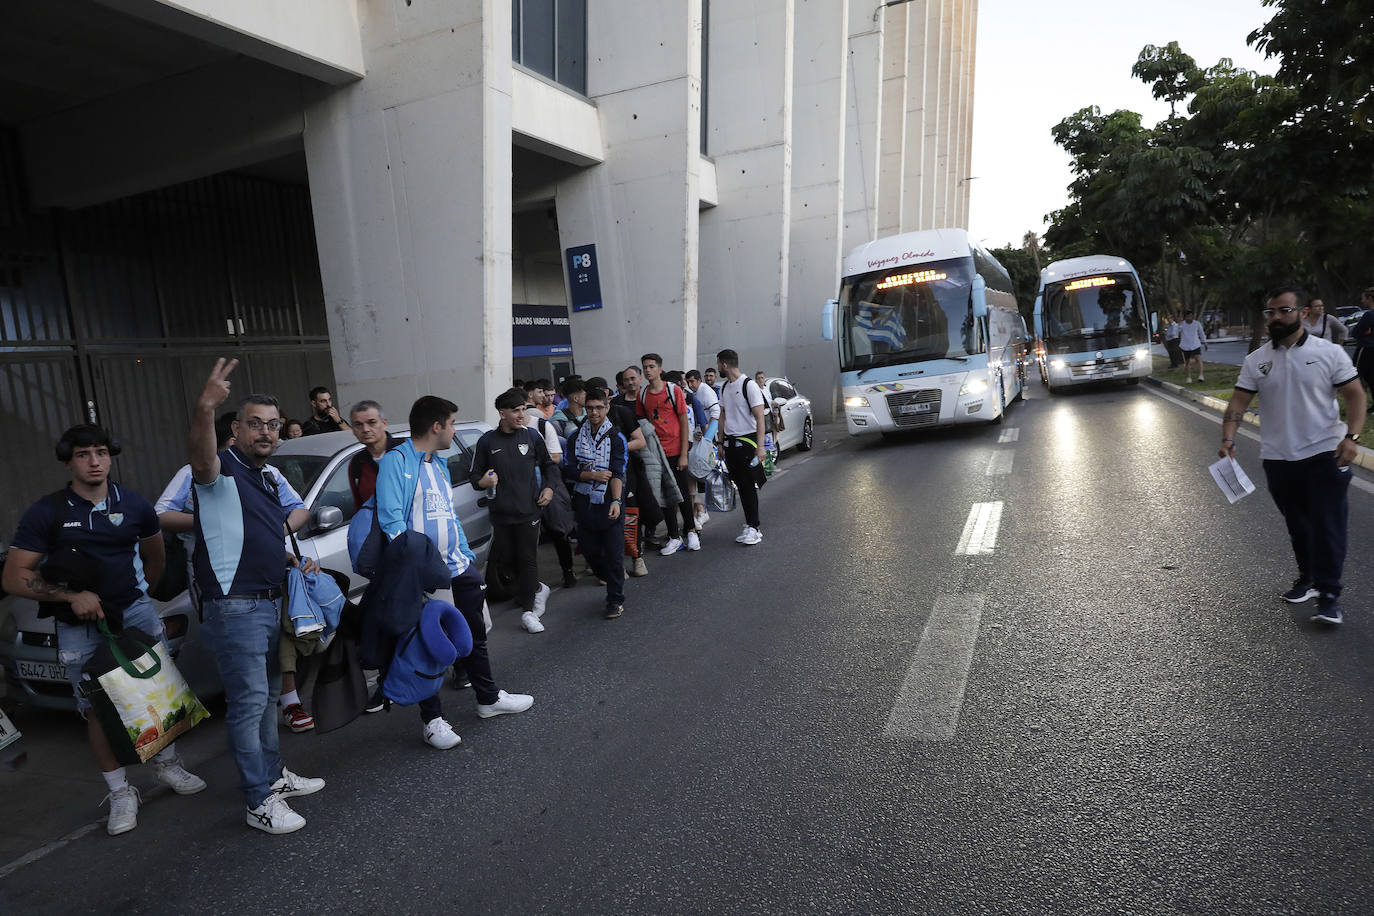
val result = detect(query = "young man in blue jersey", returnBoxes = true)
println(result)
[4,425,206,836]
[189,359,326,835]
[376,395,534,750]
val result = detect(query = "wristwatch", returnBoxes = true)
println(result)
[1345,433,1360,443]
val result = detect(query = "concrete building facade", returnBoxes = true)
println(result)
[0,0,975,534]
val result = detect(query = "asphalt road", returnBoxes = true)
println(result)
[5,382,1374,915]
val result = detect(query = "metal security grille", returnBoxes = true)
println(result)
[0,130,334,541]
[886,388,942,429]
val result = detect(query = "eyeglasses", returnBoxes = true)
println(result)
[586,404,608,411]
[1261,306,1299,317]
[242,419,283,432]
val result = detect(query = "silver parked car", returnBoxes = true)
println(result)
[0,421,492,713]
[762,376,814,456]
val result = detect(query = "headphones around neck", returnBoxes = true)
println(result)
[55,424,123,462]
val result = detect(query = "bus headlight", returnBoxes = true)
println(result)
[960,378,988,396]
[1050,359,1066,370]
[1135,348,1150,360]
[844,396,870,408]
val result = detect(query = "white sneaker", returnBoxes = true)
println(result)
[102,785,140,836]
[423,717,462,749]
[740,526,763,546]
[270,767,326,798]
[736,525,751,543]
[660,537,684,556]
[695,509,709,529]
[531,582,551,618]
[154,757,207,796]
[686,532,701,551]
[476,689,535,719]
[521,610,545,634]
[246,793,305,835]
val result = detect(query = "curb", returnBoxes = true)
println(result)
[1143,376,1374,473]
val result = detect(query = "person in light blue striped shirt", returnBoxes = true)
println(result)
[375,396,533,750]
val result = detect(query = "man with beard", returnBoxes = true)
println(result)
[300,387,350,436]
[1219,286,1366,626]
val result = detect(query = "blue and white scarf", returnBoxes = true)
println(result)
[573,418,616,504]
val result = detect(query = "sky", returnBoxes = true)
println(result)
[968,0,1277,250]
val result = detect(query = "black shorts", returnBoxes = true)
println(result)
[1182,348,1202,359]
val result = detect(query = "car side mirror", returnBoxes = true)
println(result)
[312,505,344,533]
[772,397,786,408]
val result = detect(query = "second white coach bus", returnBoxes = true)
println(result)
[822,228,1027,437]
[1033,255,1154,391]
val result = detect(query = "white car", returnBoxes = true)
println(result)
[762,376,814,457]
[0,421,493,714]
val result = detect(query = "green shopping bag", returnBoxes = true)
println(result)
[80,621,210,766]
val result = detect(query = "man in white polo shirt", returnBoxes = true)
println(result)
[1219,285,1366,625]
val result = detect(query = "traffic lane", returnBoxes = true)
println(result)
[0,420,1024,914]
[955,383,1374,912]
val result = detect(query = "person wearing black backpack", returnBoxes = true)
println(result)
[2,424,207,836]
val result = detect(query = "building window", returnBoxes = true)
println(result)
[512,0,586,95]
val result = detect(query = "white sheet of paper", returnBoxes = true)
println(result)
[1209,456,1256,504]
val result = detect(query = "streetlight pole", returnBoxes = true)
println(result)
[874,0,921,21]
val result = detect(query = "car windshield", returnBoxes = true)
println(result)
[266,454,331,499]
[1042,272,1147,352]
[838,257,978,372]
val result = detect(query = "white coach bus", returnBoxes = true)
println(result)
[1033,255,1154,391]
[822,228,1027,437]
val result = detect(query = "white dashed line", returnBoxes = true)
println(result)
[986,451,1014,476]
[955,502,1003,555]
[884,594,987,740]
[997,428,1020,443]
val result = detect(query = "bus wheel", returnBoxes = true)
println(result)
[1126,377,1140,386]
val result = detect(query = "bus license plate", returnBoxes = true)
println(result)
[897,403,932,415]
[16,660,68,683]
[1092,368,1114,379]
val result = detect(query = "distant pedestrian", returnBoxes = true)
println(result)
[186,360,326,835]
[1304,298,1350,345]
[471,388,559,633]
[563,387,629,619]
[684,368,721,529]
[718,349,768,545]
[377,395,534,744]
[3,424,206,837]
[282,419,304,439]
[1219,286,1366,625]
[300,386,349,436]
[1350,287,1374,410]
[703,366,721,394]
[1164,317,1183,368]
[1178,311,1208,383]
[552,378,588,439]
[588,376,650,577]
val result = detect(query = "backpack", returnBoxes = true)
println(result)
[638,382,686,423]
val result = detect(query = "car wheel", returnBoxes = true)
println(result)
[798,417,814,451]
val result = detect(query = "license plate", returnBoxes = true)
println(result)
[897,403,933,415]
[1092,368,1114,379]
[16,659,68,683]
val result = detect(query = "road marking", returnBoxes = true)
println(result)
[884,594,987,740]
[0,821,100,879]
[955,502,1003,555]
[997,428,1019,443]
[1144,385,1374,496]
[986,451,1014,476]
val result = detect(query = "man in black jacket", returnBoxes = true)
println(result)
[470,388,558,633]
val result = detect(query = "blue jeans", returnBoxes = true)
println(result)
[201,596,284,808]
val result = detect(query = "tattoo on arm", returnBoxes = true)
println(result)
[22,573,70,599]
[1222,410,1245,423]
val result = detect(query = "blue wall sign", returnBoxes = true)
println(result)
[567,244,603,312]
[512,303,573,357]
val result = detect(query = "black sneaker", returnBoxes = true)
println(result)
[451,673,472,690]
[364,687,386,714]
[1282,579,1319,603]
[1311,595,1343,625]
[605,604,624,619]
[562,569,577,589]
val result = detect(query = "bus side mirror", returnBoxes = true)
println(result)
[1150,311,1159,332]
[822,299,837,341]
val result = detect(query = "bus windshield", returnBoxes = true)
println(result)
[838,257,979,372]
[1042,272,1147,352]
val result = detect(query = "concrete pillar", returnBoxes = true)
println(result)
[933,0,956,227]
[556,0,702,376]
[843,1,884,251]
[901,0,929,233]
[697,0,795,376]
[875,5,908,238]
[786,0,849,421]
[303,0,512,423]
[919,0,943,229]
[957,0,978,229]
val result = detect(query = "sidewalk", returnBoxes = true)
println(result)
[1143,375,1374,473]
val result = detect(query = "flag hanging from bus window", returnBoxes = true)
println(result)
[856,303,907,349]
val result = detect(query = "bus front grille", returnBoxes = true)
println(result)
[886,389,941,428]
